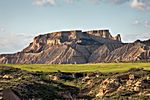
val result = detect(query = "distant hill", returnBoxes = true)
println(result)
[0,29,150,64]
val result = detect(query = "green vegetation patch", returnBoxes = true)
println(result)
[0,63,150,72]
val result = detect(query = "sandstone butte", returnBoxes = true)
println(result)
[0,29,150,64]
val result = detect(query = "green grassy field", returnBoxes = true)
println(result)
[0,63,150,72]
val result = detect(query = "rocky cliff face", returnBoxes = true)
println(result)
[0,29,150,64]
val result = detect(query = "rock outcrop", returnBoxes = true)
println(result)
[0,66,150,99]
[0,29,150,64]
[95,69,150,99]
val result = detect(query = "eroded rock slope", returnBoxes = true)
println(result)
[0,30,150,64]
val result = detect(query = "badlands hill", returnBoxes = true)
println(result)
[0,30,150,64]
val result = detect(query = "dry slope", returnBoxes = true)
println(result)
[0,30,150,64]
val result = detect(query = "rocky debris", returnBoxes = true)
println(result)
[0,88,3,100]
[96,78,120,98]
[82,76,90,83]
[95,70,150,99]
[0,66,79,99]
[0,66,150,99]
[87,80,93,85]
[2,74,14,79]
[47,75,60,81]
[3,89,20,100]
[58,91,73,99]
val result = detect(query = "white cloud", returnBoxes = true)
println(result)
[47,0,56,5]
[143,0,150,10]
[34,0,56,6]
[34,0,45,6]
[131,0,145,10]
[133,20,141,25]
[109,0,128,4]
[133,20,150,29]
[0,26,5,32]
[89,0,102,4]
[65,0,74,4]
[33,0,129,6]
[131,0,150,10]
[144,21,150,29]
[0,33,34,54]
[33,0,150,11]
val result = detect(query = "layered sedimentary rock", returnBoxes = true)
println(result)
[104,41,150,62]
[0,29,150,64]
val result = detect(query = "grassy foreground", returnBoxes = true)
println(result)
[0,63,150,72]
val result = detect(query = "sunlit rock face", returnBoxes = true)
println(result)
[0,29,150,64]
[86,30,121,42]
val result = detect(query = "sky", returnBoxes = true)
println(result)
[0,0,150,54]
